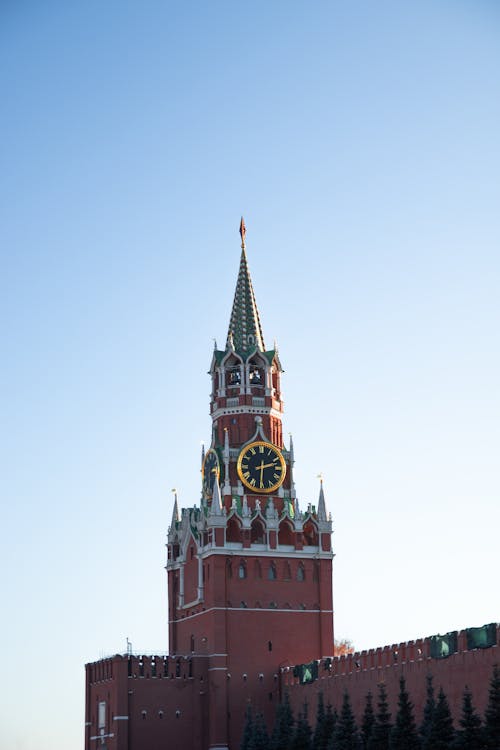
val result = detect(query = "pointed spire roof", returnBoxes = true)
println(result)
[317,476,327,522]
[226,218,265,356]
[211,478,223,516]
[170,489,179,529]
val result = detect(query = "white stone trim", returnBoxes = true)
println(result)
[211,405,282,421]
[169,606,333,624]
[90,734,115,741]
[113,716,129,721]
[198,546,333,560]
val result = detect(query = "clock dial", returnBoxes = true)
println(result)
[236,441,286,494]
[202,449,220,496]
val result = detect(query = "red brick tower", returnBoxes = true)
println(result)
[167,219,334,750]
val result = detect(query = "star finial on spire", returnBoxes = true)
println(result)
[239,216,246,249]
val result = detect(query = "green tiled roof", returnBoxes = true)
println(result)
[226,247,265,356]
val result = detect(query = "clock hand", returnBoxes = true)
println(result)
[258,460,278,487]
[258,460,265,486]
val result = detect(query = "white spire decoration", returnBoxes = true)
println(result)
[211,476,223,516]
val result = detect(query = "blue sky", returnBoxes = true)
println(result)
[1,2,499,748]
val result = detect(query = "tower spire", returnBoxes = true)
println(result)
[169,489,179,533]
[317,475,327,522]
[226,218,265,355]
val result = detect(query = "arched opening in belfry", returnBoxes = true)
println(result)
[278,519,294,546]
[226,516,242,544]
[210,364,218,401]
[251,517,266,544]
[225,354,243,390]
[303,519,319,546]
[248,354,266,391]
[271,364,281,398]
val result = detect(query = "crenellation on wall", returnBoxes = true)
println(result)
[283,624,499,728]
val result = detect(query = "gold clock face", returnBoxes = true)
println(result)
[236,441,286,494]
[202,449,220,496]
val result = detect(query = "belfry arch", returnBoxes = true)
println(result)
[250,517,266,544]
[278,518,294,546]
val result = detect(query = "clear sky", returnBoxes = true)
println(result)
[1,1,499,748]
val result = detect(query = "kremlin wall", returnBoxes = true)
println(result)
[85,624,498,749]
[284,624,499,724]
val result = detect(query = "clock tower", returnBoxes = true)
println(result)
[167,219,334,750]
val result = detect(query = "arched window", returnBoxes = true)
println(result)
[268,562,277,580]
[283,561,291,580]
[226,516,241,543]
[297,563,305,582]
[251,518,266,544]
[303,520,318,546]
[278,520,294,546]
[313,561,319,582]
[238,560,247,579]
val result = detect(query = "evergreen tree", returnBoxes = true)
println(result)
[291,705,312,750]
[270,692,295,750]
[368,682,392,750]
[420,674,436,750]
[325,704,339,749]
[454,686,482,750]
[361,692,375,750]
[389,676,420,750]
[334,691,360,750]
[241,705,254,750]
[250,712,270,750]
[426,687,455,750]
[483,664,500,750]
[313,692,329,750]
